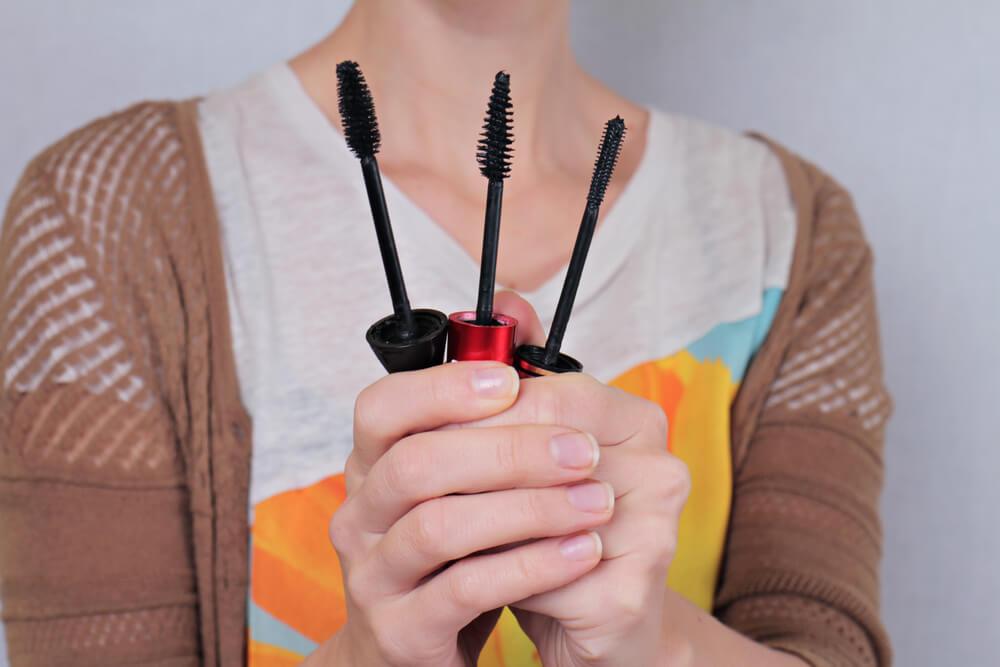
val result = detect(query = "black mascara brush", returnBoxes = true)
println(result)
[514,116,627,377]
[474,71,513,325]
[447,71,519,364]
[337,61,447,373]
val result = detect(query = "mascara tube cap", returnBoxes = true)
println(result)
[513,344,584,378]
[447,311,518,365]
[367,309,449,373]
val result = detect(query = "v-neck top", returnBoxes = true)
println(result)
[197,62,796,665]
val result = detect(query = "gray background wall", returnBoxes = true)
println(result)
[2,1,997,665]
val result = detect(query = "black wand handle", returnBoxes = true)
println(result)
[361,156,416,337]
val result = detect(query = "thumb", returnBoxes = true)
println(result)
[493,290,546,347]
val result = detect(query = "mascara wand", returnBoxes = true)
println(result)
[448,71,519,364]
[515,116,627,377]
[337,61,447,373]
[475,71,513,325]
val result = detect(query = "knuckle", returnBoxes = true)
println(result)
[353,385,382,442]
[662,456,692,500]
[446,565,484,610]
[566,377,608,423]
[407,500,446,560]
[493,428,523,477]
[563,371,599,391]
[536,373,600,426]
[580,372,604,391]
[644,401,669,438]
[617,591,648,627]
[328,506,356,556]
[381,446,423,498]
[344,568,370,608]
[528,374,606,429]
[645,453,690,505]
[603,579,648,627]
[428,366,460,405]
[530,382,565,425]
[353,384,375,427]
[656,529,679,561]
[511,547,541,585]
[521,489,553,529]
[642,517,679,563]
[343,454,363,493]
[562,371,594,397]
[370,613,410,664]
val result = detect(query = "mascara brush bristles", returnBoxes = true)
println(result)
[587,116,626,207]
[543,116,627,364]
[477,71,513,181]
[336,60,416,337]
[475,71,514,324]
[336,61,381,160]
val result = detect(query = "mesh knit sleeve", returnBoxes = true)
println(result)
[715,170,893,666]
[0,105,201,666]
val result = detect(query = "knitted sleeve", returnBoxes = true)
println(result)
[0,104,200,666]
[715,162,893,666]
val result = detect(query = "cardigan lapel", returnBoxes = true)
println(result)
[176,99,255,667]
[729,135,816,473]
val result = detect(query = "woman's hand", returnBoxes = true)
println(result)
[324,359,614,666]
[455,371,691,667]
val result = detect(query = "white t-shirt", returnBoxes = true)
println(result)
[196,63,797,660]
[197,62,796,508]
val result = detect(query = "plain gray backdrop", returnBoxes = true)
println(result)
[2,1,998,665]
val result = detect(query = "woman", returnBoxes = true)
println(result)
[0,1,891,665]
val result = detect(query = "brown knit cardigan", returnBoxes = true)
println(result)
[0,100,892,667]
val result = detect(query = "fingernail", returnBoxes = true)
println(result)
[550,432,599,469]
[559,532,603,561]
[566,481,614,513]
[471,366,518,399]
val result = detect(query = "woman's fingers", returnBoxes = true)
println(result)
[493,290,546,347]
[354,425,600,531]
[451,372,667,452]
[509,449,688,627]
[510,556,651,630]
[366,482,614,595]
[412,531,604,634]
[592,451,689,559]
[352,361,520,473]
[509,507,673,638]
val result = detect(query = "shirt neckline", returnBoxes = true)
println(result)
[264,62,671,323]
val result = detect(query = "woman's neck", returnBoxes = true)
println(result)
[289,0,649,293]
[291,0,612,191]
